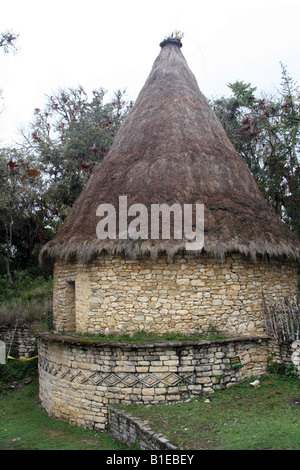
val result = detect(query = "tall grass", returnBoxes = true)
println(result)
[0,271,53,326]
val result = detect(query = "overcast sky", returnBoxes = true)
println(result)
[0,0,299,146]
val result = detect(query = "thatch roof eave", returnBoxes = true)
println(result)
[39,237,300,266]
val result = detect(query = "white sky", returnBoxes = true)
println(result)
[0,0,299,146]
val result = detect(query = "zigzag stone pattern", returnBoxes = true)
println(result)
[39,355,195,387]
[37,332,270,431]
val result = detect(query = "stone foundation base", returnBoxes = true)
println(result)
[37,330,271,431]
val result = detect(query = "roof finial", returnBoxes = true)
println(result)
[160,31,184,48]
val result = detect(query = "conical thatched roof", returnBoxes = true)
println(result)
[40,38,300,265]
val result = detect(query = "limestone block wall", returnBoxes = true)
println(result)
[52,254,298,337]
[267,339,295,367]
[0,325,37,359]
[37,331,270,431]
[291,341,300,377]
[108,407,177,450]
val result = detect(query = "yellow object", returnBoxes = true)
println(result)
[7,355,38,361]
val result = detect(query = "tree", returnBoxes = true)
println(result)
[0,30,19,113]
[0,30,18,54]
[212,64,300,237]
[0,149,52,282]
[0,86,133,284]
[21,87,133,221]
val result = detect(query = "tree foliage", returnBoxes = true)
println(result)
[0,30,18,54]
[21,87,133,220]
[0,149,51,280]
[0,87,133,282]
[212,64,300,237]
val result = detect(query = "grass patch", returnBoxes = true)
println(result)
[68,328,225,344]
[0,378,135,450]
[120,375,300,450]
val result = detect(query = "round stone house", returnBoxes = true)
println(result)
[38,37,300,431]
[40,37,300,338]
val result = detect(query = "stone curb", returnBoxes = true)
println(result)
[108,406,178,450]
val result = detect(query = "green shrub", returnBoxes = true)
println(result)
[0,357,38,392]
[283,364,298,381]
[267,354,298,381]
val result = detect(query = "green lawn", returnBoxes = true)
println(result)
[0,377,134,450]
[120,375,300,450]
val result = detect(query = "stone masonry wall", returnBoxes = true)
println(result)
[0,325,37,359]
[52,254,298,337]
[108,406,177,450]
[291,341,300,377]
[37,331,270,431]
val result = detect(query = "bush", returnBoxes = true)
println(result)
[267,354,298,381]
[0,357,38,392]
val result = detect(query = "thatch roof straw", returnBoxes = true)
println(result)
[40,39,300,265]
